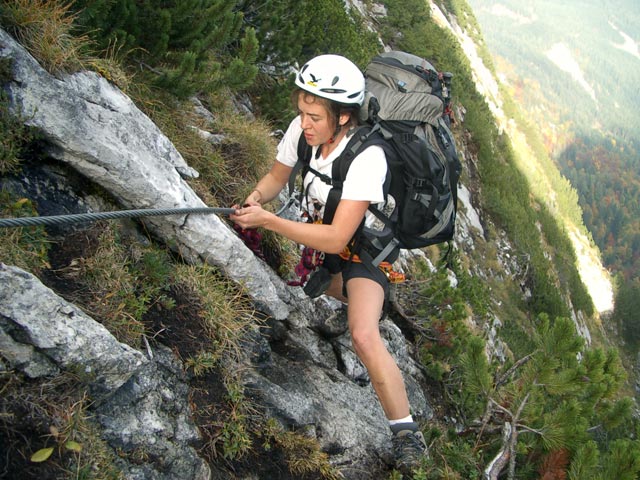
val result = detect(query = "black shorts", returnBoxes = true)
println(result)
[323,254,390,298]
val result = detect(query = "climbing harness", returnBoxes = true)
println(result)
[0,206,236,229]
[338,245,406,283]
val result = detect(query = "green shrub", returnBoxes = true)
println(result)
[70,0,259,98]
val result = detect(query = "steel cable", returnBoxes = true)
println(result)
[0,207,236,229]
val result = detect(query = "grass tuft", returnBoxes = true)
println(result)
[0,193,50,271]
[0,0,89,74]
[262,418,343,479]
[211,107,276,203]
[176,263,258,364]
[0,370,124,479]
[0,0,131,86]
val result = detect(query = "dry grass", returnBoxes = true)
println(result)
[211,108,276,201]
[0,0,131,87]
[0,370,123,479]
[175,263,259,364]
[1,0,89,74]
[84,38,133,92]
[262,418,343,479]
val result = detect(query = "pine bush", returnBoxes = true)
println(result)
[70,0,258,98]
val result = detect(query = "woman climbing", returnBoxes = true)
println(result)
[230,54,427,473]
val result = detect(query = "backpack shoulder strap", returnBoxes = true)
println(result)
[323,126,387,225]
[297,130,311,162]
[288,132,337,197]
[286,132,312,197]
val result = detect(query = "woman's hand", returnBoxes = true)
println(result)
[230,192,369,255]
[230,204,272,230]
[244,189,263,206]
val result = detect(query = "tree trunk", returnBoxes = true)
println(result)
[483,422,512,480]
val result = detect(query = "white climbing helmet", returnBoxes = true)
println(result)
[295,54,365,106]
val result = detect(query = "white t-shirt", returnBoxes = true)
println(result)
[276,116,387,226]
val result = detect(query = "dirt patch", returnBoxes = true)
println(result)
[38,225,103,306]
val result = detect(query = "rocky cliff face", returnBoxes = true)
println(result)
[0,3,603,479]
[1,22,445,476]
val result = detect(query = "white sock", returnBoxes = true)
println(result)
[389,415,414,426]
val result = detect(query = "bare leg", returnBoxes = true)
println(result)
[345,277,410,420]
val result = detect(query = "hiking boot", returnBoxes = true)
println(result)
[392,428,428,473]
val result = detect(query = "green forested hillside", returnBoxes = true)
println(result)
[467,0,640,140]
[563,135,640,278]
[466,0,640,282]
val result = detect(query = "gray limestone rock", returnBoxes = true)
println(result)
[0,28,289,320]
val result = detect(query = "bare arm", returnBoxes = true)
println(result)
[244,161,292,205]
[231,199,369,254]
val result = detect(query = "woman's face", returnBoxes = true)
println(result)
[297,93,343,147]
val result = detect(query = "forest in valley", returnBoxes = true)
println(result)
[562,135,640,279]
[467,0,640,344]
